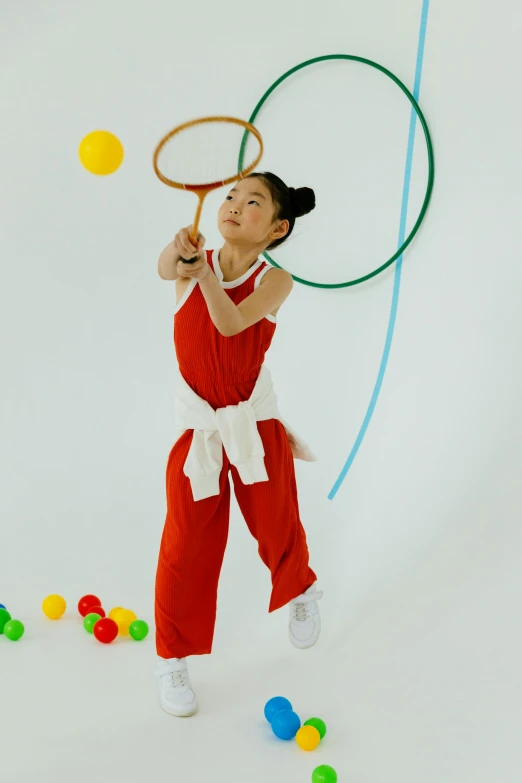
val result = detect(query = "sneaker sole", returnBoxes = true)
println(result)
[289,631,320,649]
[160,698,198,718]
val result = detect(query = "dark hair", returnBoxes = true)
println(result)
[246,171,315,250]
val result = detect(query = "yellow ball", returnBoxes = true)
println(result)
[108,606,125,621]
[115,609,137,636]
[296,725,321,751]
[42,594,67,620]
[78,130,124,176]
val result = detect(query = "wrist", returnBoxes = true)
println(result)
[198,260,213,282]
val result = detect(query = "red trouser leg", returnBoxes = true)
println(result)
[230,420,317,613]
[155,431,231,659]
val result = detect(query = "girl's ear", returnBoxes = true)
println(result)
[270,219,289,240]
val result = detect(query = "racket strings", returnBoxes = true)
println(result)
[155,121,261,188]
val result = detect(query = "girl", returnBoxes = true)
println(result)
[154,172,323,717]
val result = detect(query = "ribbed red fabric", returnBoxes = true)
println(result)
[155,250,316,659]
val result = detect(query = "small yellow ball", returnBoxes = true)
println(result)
[296,725,321,751]
[42,594,67,620]
[108,607,125,621]
[78,130,124,176]
[115,609,137,636]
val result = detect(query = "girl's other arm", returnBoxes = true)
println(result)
[157,226,204,280]
[157,240,181,280]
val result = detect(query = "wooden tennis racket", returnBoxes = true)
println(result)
[153,115,264,262]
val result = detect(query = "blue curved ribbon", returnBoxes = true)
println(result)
[329,0,431,500]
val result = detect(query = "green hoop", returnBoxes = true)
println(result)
[238,54,435,289]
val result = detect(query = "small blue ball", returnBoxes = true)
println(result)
[0,604,6,610]
[264,696,293,724]
[271,709,301,740]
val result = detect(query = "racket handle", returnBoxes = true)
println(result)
[182,194,205,263]
[181,226,199,264]
[179,191,206,263]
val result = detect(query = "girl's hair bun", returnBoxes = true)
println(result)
[289,186,316,218]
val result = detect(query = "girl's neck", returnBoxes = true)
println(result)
[218,242,266,276]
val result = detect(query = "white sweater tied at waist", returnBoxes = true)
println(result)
[174,366,315,501]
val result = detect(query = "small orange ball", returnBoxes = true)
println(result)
[296,725,321,751]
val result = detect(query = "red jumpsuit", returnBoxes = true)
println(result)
[155,250,317,659]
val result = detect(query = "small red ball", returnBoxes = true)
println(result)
[93,618,118,644]
[86,605,106,618]
[78,594,102,618]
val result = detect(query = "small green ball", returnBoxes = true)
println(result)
[83,613,102,634]
[4,619,25,641]
[312,766,337,783]
[129,620,149,641]
[0,608,12,633]
[304,717,327,740]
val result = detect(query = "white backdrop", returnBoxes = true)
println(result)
[1,1,522,781]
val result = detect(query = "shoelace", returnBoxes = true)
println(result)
[294,603,309,622]
[163,670,189,689]
[155,661,191,690]
[291,589,323,622]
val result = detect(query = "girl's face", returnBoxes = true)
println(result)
[217,177,289,249]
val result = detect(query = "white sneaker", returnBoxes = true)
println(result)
[289,582,323,649]
[155,658,198,717]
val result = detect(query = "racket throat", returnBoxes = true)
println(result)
[182,193,205,263]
